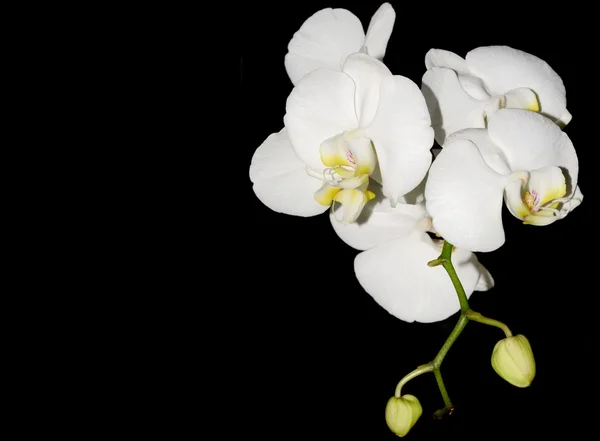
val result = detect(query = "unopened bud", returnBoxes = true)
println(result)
[385,395,422,437]
[491,334,536,388]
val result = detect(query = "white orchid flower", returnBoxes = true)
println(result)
[330,182,494,323]
[421,46,571,145]
[281,52,434,224]
[425,108,583,253]
[285,3,396,85]
[250,52,433,222]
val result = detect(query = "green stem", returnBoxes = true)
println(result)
[439,241,470,312]
[433,370,454,419]
[393,240,513,418]
[432,314,469,370]
[466,310,512,337]
[394,364,434,398]
[428,313,469,417]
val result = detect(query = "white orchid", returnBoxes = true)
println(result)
[330,182,494,323]
[285,3,396,85]
[421,46,572,145]
[249,3,583,428]
[425,108,583,253]
[251,52,434,224]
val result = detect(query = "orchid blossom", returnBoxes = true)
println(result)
[285,3,396,85]
[330,182,494,323]
[251,52,434,224]
[425,108,583,252]
[421,46,571,145]
[249,4,583,430]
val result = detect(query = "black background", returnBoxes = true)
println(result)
[239,2,592,438]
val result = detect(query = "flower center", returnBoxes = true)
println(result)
[504,166,570,226]
[522,189,541,213]
[313,129,378,224]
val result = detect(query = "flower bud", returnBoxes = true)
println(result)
[385,395,422,437]
[491,334,536,388]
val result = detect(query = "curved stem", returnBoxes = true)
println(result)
[432,314,469,370]
[429,313,469,417]
[439,241,470,312]
[394,364,434,398]
[466,310,512,337]
[393,240,513,417]
[427,241,469,415]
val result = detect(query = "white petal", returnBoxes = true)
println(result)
[397,172,427,205]
[363,3,396,60]
[424,48,469,72]
[424,49,490,100]
[331,188,370,225]
[503,87,540,112]
[528,166,567,206]
[366,75,434,204]
[354,232,483,323]
[421,67,490,145]
[560,185,584,217]
[474,262,495,291]
[503,180,530,220]
[250,129,328,217]
[487,109,579,192]
[457,74,491,100]
[285,8,365,85]
[466,46,568,124]
[445,129,511,175]
[342,53,392,127]
[425,139,509,252]
[320,134,377,176]
[330,182,427,250]
[284,68,359,173]
[557,109,572,127]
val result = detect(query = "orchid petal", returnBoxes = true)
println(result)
[557,109,572,128]
[314,182,342,206]
[466,46,568,124]
[330,182,427,250]
[363,3,396,60]
[445,129,511,175]
[457,74,491,100]
[250,129,328,217]
[285,8,365,85]
[503,87,540,112]
[342,53,391,127]
[397,172,427,205]
[424,48,469,73]
[475,262,495,291]
[425,139,509,252]
[559,185,584,217]
[354,232,483,323]
[487,109,579,193]
[503,180,530,220]
[528,166,567,206]
[367,75,434,204]
[421,67,491,145]
[424,49,490,100]
[332,188,369,225]
[284,68,359,173]
[320,133,377,176]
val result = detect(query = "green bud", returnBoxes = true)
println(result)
[385,395,422,437]
[491,334,536,388]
